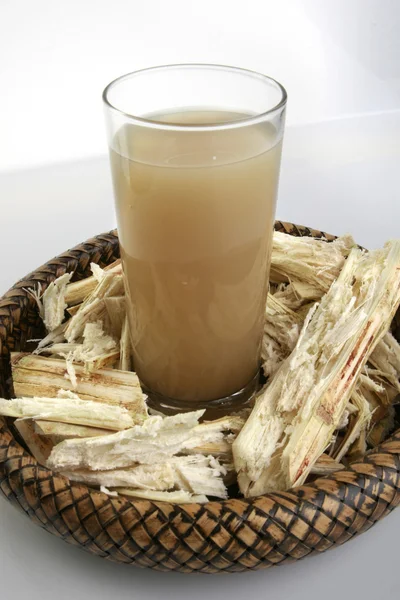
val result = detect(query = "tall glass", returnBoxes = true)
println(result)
[103,64,286,413]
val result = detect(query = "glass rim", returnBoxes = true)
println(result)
[102,64,287,131]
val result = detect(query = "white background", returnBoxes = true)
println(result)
[1,1,400,599]
[1,0,400,171]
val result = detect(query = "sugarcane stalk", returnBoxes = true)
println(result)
[11,353,147,418]
[269,232,355,298]
[60,454,227,499]
[0,394,134,430]
[234,241,400,496]
[332,389,371,462]
[64,260,122,306]
[41,273,72,332]
[34,420,112,439]
[104,296,126,339]
[66,304,81,317]
[47,411,246,472]
[47,410,205,471]
[369,332,400,394]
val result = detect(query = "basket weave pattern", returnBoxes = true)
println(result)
[0,223,399,573]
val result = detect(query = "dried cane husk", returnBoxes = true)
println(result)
[268,234,400,389]
[332,389,372,462]
[66,304,81,317]
[34,420,112,439]
[104,296,126,340]
[64,270,124,343]
[269,232,356,298]
[264,235,400,460]
[60,454,228,499]
[35,328,120,378]
[262,290,303,377]
[47,411,245,473]
[47,410,205,470]
[182,415,245,459]
[37,321,119,373]
[185,439,233,458]
[11,353,147,418]
[233,241,400,496]
[168,455,228,498]
[0,394,134,430]
[40,273,72,332]
[369,332,400,394]
[34,323,67,353]
[64,260,122,306]
[61,464,175,491]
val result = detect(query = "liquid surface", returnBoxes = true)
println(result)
[110,110,282,402]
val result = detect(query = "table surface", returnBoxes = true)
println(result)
[1,111,400,599]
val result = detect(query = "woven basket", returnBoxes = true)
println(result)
[0,221,399,574]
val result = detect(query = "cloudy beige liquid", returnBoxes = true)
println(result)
[110,110,282,403]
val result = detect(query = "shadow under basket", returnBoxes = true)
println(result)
[0,221,400,574]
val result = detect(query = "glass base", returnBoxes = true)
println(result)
[143,370,260,417]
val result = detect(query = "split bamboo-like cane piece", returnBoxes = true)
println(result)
[233,241,400,496]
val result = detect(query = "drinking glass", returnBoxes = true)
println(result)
[103,64,287,413]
